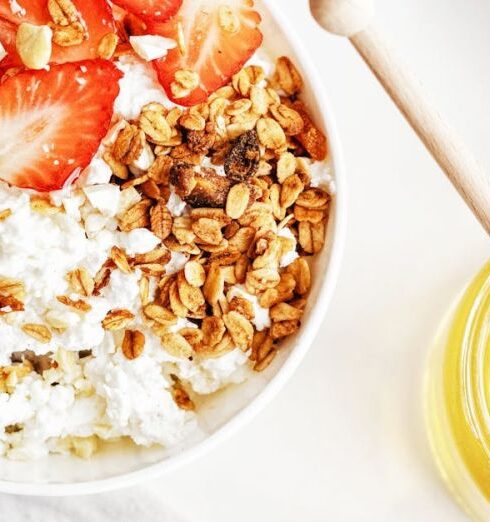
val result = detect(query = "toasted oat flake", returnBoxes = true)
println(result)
[121,330,145,360]
[0,208,12,221]
[21,323,52,344]
[101,309,135,331]
[56,295,92,312]
[161,332,193,359]
[184,261,206,287]
[226,183,250,220]
[223,311,253,351]
[67,268,94,297]
[110,246,132,274]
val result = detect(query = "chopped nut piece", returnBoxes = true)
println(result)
[121,330,145,360]
[21,324,52,344]
[224,130,260,182]
[67,268,94,297]
[289,100,328,161]
[101,309,135,331]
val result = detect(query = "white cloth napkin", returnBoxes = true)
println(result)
[0,485,189,522]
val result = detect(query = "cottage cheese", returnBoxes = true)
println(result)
[0,43,335,460]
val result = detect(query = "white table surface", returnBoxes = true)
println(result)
[4,0,490,520]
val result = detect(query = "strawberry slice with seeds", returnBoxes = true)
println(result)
[0,59,122,191]
[150,0,263,106]
[0,0,116,69]
[111,0,182,22]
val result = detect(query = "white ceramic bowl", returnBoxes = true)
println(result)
[0,0,347,496]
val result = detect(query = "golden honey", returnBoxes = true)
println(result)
[426,261,490,520]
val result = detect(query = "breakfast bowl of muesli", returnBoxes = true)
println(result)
[0,0,345,494]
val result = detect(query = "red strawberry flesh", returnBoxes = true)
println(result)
[150,0,263,106]
[111,0,182,22]
[0,59,121,191]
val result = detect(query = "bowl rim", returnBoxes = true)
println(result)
[0,0,348,496]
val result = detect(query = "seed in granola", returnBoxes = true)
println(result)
[150,200,173,240]
[0,208,12,221]
[21,323,52,344]
[56,295,92,312]
[223,311,253,351]
[121,330,145,360]
[273,56,304,96]
[67,268,94,297]
[224,130,260,182]
[184,261,206,287]
[256,118,286,150]
[101,309,135,331]
[97,32,118,59]
[161,333,193,359]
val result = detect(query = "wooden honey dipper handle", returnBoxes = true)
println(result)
[310,0,490,235]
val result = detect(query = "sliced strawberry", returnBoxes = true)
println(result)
[111,0,182,22]
[0,60,122,191]
[0,0,116,68]
[151,0,262,106]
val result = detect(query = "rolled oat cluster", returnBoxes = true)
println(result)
[99,56,331,377]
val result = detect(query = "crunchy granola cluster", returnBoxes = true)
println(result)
[103,56,331,378]
[0,55,331,422]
